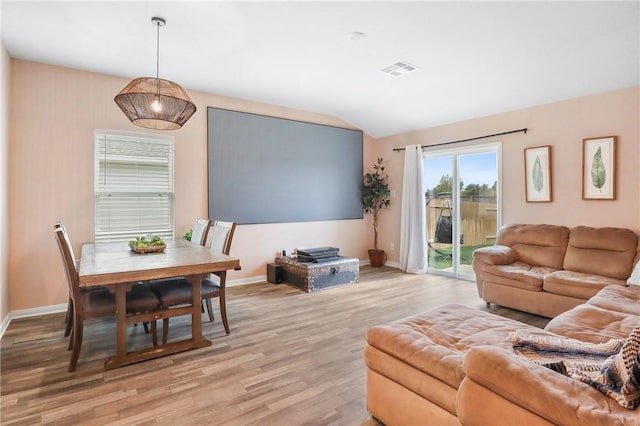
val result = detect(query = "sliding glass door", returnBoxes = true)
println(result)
[424,144,501,280]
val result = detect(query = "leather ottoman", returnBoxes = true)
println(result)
[364,303,542,425]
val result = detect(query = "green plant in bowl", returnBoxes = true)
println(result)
[128,234,166,253]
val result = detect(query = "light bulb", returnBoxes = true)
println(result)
[151,99,162,112]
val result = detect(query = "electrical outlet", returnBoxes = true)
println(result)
[390,243,395,251]
[390,189,396,198]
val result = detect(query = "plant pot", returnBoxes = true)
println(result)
[368,249,386,267]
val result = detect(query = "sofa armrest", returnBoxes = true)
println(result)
[459,346,636,426]
[472,245,518,265]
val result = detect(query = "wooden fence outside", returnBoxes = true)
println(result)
[427,197,497,246]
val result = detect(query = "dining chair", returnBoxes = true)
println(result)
[54,223,162,372]
[57,222,153,339]
[149,220,237,342]
[55,221,111,339]
[144,218,210,340]
[201,221,236,330]
[191,218,212,246]
[133,218,211,335]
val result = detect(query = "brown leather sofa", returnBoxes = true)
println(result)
[365,285,640,425]
[472,224,639,318]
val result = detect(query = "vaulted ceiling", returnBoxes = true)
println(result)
[2,1,638,138]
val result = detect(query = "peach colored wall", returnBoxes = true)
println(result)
[7,58,637,315]
[374,87,640,264]
[1,42,9,321]
[8,59,372,312]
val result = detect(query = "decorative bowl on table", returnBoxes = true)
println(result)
[130,244,166,254]
[128,235,166,254]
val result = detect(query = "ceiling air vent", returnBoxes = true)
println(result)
[381,61,417,77]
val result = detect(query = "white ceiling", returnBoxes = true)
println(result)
[1,1,639,138]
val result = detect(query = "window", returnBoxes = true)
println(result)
[94,131,175,242]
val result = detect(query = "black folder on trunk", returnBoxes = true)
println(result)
[296,247,340,262]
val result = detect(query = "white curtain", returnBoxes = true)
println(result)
[399,144,427,273]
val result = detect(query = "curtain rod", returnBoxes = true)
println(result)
[392,128,528,152]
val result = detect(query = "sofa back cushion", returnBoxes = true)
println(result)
[564,226,638,280]
[496,224,570,269]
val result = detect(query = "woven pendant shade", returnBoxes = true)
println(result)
[114,17,196,130]
[114,77,196,130]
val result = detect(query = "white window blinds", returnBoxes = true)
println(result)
[94,132,175,242]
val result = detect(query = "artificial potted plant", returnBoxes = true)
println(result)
[362,157,391,267]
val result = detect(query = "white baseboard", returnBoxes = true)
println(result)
[358,259,400,269]
[384,260,400,268]
[0,262,394,339]
[10,303,68,319]
[0,303,67,340]
[228,260,397,285]
[227,276,266,287]
[0,313,10,340]
[0,278,267,338]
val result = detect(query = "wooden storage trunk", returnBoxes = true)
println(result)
[275,256,359,292]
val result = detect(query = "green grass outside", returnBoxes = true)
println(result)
[428,244,489,270]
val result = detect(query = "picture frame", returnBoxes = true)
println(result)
[524,145,552,202]
[582,136,617,200]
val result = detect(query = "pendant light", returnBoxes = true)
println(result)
[114,17,196,130]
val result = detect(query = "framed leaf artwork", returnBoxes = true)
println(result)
[583,136,617,200]
[524,145,552,202]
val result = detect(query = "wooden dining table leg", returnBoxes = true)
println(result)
[187,274,206,344]
[113,283,128,366]
[218,271,230,335]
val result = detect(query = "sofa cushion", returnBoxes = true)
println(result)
[364,345,459,415]
[365,304,537,390]
[482,262,555,291]
[588,285,640,316]
[496,223,570,269]
[545,304,640,343]
[472,245,518,265]
[543,270,626,299]
[564,226,638,281]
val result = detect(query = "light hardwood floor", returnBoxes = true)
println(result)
[1,267,549,425]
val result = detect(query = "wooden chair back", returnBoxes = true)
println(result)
[191,218,211,246]
[55,221,78,264]
[54,223,81,308]
[209,221,236,255]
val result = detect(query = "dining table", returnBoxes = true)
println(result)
[78,237,241,370]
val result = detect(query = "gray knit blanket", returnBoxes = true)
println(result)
[511,321,640,410]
